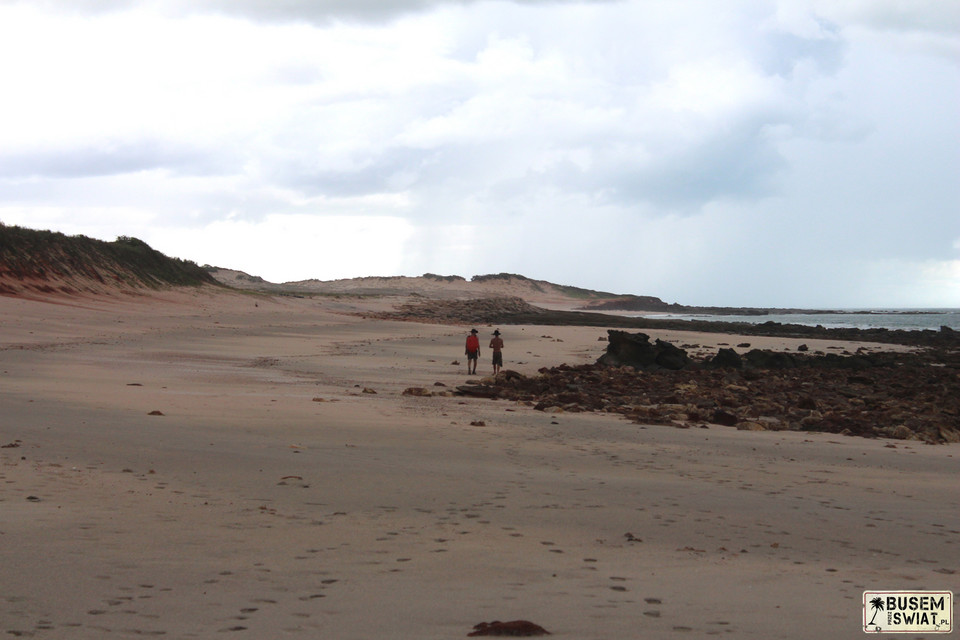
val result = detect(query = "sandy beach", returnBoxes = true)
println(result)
[1,288,957,639]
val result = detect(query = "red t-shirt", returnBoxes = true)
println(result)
[465,335,480,353]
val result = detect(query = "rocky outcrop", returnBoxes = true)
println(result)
[578,294,677,312]
[464,351,960,443]
[742,349,798,369]
[371,296,546,324]
[705,347,743,369]
[597,330,690,370]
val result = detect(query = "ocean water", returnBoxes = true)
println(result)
[640,309,960,332]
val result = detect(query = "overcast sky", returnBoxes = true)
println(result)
[0,0,957,307]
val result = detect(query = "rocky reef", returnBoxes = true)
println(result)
[457,330,960,444]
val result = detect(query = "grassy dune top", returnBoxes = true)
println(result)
[0,223,219,295]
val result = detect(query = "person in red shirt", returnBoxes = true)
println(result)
[465,328,480,375]
[489,329,504,375]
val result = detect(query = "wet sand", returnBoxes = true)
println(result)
[1,289,957,638]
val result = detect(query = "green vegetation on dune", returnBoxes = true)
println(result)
[0,223,220,291]
[422,273,466,282]
[550,283,619,299]
[470,272,546,292]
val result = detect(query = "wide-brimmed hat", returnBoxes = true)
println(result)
[470,328,478,334]
[493,329,501,335]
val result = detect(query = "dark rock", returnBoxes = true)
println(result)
[468,620,551,636]
[464,348,960,443]
[744,349,797,369]
[596,330,655,368]
[798,344,809,352]
[705,348,743,369]
[654,339,690,370]
[712,409,739,426]
[597,330,689,370]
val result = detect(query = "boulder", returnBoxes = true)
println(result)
[654,339,690,370]
[597,330,690,370]
[743,349,797,369]
[705,347,743,369]
[890,424,918,440]
[712,409,739,426]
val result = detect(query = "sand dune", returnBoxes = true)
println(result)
[208,269,610,308]
[1,288,957,639]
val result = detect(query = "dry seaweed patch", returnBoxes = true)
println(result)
[462,357,960,444]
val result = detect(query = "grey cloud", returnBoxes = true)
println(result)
[0,0,622,23]
[0,141,234,180]
[266,106,794,215]
[276,147,437,197]
[617,127,787,208]
[190,0,624,24]
[758,27,845,76]
[190,0,443,24]
[0,0,133,15]
[842,2,960,37]
[476,115,789,213]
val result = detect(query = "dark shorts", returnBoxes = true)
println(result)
[466,350,478,361]
[492,352,503,366]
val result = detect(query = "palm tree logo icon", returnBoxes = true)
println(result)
[867,597,884,629]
